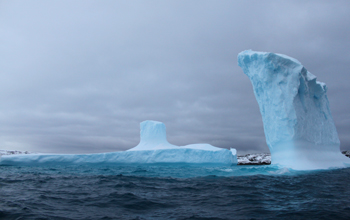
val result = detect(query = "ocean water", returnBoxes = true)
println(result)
[0,164,349,220]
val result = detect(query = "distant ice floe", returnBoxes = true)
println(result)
[0,150,33,156]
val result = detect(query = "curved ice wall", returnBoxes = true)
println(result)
[238,50,349,170]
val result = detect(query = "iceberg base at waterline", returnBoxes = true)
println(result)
[0,121,237,166]
[0,148,236,166]
[270,140,349,170]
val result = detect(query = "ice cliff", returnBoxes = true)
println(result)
[0,121,237,166]
[238,50,349,170]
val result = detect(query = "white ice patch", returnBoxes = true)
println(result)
[268,167,291,175]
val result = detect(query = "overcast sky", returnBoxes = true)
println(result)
[1,0,349,154]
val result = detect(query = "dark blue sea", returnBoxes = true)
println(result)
[1,164,349,220]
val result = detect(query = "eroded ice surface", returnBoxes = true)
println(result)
[0,121,237,166]
[238,50,349,170]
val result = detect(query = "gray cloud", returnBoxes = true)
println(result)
[0,0,349,154]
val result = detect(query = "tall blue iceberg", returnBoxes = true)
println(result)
[238,50,349,170]
[0,120,237,166]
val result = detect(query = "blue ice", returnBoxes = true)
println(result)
[238,50,349,170]
[0,121,237,166]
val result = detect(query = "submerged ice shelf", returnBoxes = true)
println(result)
[238,50,349,170]
[0,121,237,166]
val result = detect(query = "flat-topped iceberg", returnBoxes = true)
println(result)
[0,120,237,166]
[128,120,228,152]
[238,50,349,170]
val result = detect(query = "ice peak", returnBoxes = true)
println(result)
[238,50,348,170]
[140,120,168,144]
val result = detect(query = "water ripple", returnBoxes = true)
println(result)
[0,166,350,219]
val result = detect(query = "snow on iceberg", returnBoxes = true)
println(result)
[238,50,349,170]
[0,120,237,166]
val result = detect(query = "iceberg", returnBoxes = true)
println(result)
[0,120,237,166]
[128,120,228,152]
[238,50,349,170]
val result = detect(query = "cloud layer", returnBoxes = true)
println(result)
[1,1,350,154]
